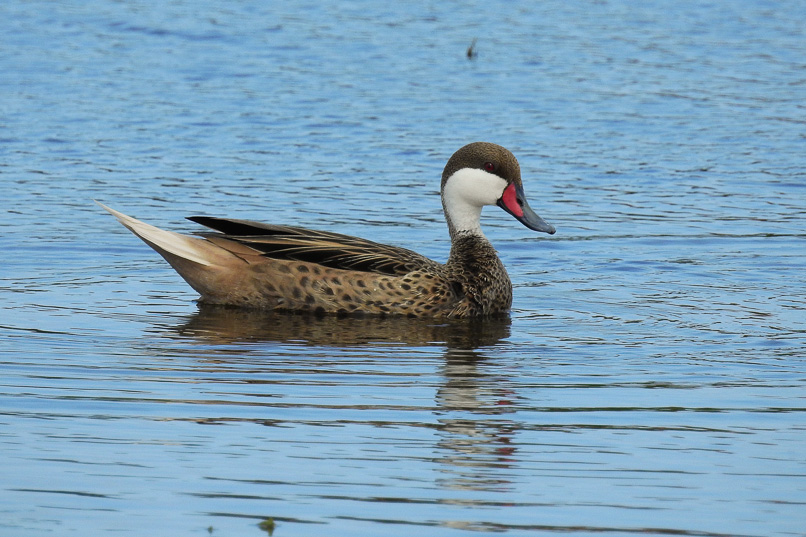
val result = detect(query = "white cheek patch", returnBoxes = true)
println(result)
[443,168,508,233]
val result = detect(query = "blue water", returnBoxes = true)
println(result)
[2,1,805,536]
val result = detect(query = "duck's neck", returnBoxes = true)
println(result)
[442,198,483,239]
[442,190,503,279]
[447,231,504,275]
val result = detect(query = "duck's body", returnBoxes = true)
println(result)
[100,142,555,318]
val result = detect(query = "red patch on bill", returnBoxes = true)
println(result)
[502,184,523,217]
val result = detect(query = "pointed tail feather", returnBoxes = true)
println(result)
[96,201,221,266]
[97,202,264,303]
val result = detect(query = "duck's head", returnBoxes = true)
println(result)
[441,142,556,237]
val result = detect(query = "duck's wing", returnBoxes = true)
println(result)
[187,216,441,277]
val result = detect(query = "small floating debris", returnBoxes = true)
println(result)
[258,518,276,535]
[467,38,478,59]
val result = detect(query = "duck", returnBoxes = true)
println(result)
[98,142,555,318]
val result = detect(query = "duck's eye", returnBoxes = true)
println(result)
[484,162,495,172]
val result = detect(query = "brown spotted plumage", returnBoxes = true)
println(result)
[98,142,555,318]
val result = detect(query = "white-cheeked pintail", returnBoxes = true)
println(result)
[99,142,555,317]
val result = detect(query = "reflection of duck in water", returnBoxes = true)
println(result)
[170,305,511,348]
[99,142,554,318]
[436,346,522,493]
[169,306,518,493]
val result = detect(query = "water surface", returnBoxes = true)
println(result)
[2,1,805,536]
